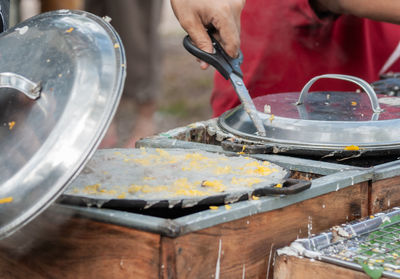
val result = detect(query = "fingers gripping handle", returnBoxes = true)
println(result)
[183,34,243,79]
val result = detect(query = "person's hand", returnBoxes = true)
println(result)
[171,0,245,69]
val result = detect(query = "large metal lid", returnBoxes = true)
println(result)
[219,74,400,151]
[0,10,126,238]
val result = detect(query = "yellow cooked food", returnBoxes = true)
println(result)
[0,197,13,204]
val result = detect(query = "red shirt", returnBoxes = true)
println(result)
[211,0,400,116]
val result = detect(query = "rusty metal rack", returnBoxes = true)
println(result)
[294,209,400,278]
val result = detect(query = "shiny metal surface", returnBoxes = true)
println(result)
[219,75,400,150]
[0,0,9,32]
[0,10,126,238]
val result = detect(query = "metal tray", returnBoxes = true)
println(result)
[286,208,400,279]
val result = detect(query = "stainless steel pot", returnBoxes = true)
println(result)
[219,74,400,157]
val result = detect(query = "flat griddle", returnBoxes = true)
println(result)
[61,148,310,209]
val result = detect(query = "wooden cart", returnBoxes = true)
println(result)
[2,125,400,278]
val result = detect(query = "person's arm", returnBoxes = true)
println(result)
[170,0,245,69]
[311,0,400,24]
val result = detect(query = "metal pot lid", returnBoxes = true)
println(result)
[219,74,400,149]
[0,10,126,238]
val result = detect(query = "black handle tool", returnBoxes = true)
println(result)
[183,32,267,136]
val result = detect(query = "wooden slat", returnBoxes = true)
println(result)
[162,182,369,279]
[370,176,400,214]
[0,208,160,279]
[160,237,177,279]
[274,255,386,279]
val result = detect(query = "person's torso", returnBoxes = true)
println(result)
[211,0,400,116]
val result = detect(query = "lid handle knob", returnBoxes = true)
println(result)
[0,72,41,100]
[296,74,383,113]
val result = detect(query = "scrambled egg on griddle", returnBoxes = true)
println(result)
[69,148,287,199]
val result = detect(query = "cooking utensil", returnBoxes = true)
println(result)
[0,10,126,239]
[183,32,267,136]
[61,148,311,209]
[219,74,400,158]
